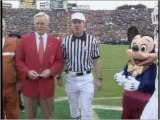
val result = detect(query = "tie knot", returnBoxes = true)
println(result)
[39,36,43,40]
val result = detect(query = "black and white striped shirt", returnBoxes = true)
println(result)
[62,32,100,72]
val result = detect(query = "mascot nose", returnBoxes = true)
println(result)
[132,45,139,52]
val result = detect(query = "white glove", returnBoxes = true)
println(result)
[114,72,127,86]
[124,76,140,91]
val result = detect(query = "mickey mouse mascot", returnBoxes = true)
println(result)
[114,24,157,118]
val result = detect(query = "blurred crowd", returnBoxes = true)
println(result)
[3,8,155,43]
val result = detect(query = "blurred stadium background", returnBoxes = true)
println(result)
[2,0,157,119]
[2,0,156,45]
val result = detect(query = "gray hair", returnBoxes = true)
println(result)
[34,12,49,23]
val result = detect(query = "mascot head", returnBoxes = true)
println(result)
[126,26,157,66]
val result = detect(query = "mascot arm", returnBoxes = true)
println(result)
[123,76,140,91]
[114,71,128,86]
[114,65,129,86]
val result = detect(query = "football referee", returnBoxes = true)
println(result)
[57,12,102,120]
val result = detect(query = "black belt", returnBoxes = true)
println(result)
[65,70,91,76]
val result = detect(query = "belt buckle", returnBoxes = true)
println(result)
[71,72,77,77]
[83,71,86,75]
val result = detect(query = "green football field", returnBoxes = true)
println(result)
[20,44,129,119]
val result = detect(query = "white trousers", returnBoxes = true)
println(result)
[140,81,158,119]
[140,69,158,120]
[140,92,158,119]
[65,72,94,120]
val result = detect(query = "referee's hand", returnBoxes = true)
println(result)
[56,76,63,87]
[95,79,102,91]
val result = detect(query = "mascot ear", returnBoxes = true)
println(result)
[127,26,139,44]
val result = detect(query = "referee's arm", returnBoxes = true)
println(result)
[92,37,102,91]
[93,58,102,91]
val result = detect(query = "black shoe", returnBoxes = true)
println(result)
[72,115,81,120]
[20,105,25,112]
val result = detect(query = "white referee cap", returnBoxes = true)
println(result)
[71,12,85,22]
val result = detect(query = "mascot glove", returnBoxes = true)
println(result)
[114,72,128,86]
[124,76,140,91]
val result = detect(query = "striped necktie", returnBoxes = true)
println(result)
[39,36,44,63]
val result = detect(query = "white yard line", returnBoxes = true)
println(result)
[55,96,122,102]
[55,97,122,120]
[55,97,68,102]
[55,97,122,111]
[92,109,100,120]
[92,105,122,111]
[101,68,122,70]
[93,97,122,100]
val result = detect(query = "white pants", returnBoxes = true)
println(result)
[140,69,158,120]
[140,92,158,119]
[65,72,94,120]
[140,81,158,119]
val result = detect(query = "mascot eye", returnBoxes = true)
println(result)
[140,45,147,52]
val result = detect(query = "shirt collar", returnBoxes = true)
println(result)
[35,32,47,40]
[71,31,86,41]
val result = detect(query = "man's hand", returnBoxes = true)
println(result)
[28,70,39,80]
[95,79,102,91]
[40,69,52,78]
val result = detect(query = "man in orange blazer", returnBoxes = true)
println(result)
[15,12,64,119]
[2,19,20,119]
[8,32,25,112]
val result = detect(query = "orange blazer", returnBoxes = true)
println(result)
[3,37,19,87]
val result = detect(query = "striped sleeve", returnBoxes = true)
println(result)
[91,36,100,59]
[61,38,67,59]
